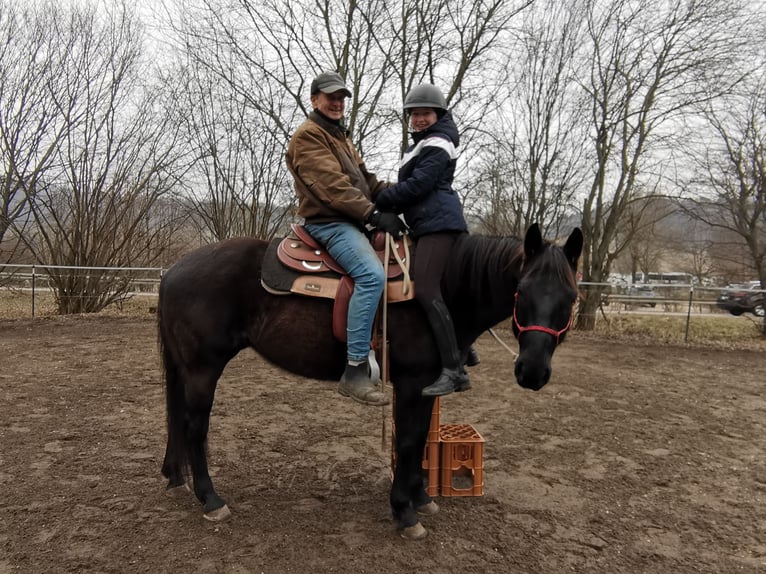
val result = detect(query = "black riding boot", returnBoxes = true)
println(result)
[421,300,471,397]
[465,345,480,367]
[339,360,390,406]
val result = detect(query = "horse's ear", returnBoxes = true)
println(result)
[524,223,544,258]
[564,227,583,269]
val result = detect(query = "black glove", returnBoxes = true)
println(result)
[367,209,408,238]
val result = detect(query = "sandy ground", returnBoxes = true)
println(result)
[1,315,765,573]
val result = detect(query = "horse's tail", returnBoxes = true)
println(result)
[157,286,189,482]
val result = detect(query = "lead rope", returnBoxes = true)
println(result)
[488,327,518,360]
[381,234,390,451]
[380,233,412,451]
[388,234,411,295]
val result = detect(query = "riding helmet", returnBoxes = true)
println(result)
[403,83,448,114]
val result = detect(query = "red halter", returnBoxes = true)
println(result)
[512,291,574,345]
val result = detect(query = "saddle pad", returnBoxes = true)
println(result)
[261,238,332,293]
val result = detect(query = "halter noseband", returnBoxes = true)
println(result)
[512,291,573,345]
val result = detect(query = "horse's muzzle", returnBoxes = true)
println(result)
[514,357,552,391]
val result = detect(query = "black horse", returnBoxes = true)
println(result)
[158,223,583,539]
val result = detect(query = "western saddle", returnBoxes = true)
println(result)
[262,223,414,341]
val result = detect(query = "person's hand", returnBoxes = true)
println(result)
[367,210,408,238]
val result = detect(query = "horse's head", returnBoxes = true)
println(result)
[512,223,583,391]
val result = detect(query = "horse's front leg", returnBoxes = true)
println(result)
[391,392,437,539]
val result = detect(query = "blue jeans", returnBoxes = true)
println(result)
[304,222,385,362]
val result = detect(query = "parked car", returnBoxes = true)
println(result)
[716,281,765,317]
[627,284,656,308]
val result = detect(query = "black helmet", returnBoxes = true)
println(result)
[403,83,447,112]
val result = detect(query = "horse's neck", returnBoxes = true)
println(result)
[444,235,520,330]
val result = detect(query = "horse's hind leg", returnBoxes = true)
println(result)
[184,369,230,520]
[160,349,189,493]
[161,442,187,492]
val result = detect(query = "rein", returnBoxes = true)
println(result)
[512,291,573,345]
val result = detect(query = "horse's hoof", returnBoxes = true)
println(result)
[203,504,231,522]
[399,522,427,540]
[416,501,439,516]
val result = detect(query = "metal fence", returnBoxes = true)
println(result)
[579,281,764,314]
[577,280,766,343]
[0,263,164,318]
[1,264,764,343]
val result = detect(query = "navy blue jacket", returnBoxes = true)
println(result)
[375,112,467,239]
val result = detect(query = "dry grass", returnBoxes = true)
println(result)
[590,313,766,350]
[0,290,156,320]
[2,289,764,350]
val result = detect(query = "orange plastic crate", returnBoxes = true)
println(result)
[427,397,441,442]
[422,440,440,496]
[439,423,484,497]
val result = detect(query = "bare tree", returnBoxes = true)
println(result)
[661,215,717,284]
[364,0,534,147]
[0,2,72,270]
[682,71,765,331]
[614,195,675,280]
[167,61,294,240]
[165,0,396,236]
[17,2,186,314]
[163,0,535,236]
[470,0,588,236]
[575,0,746,329]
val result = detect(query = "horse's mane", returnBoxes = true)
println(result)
[462,234,524,275]
[443,233,577,303]
[443,234,524,303]
[523,240,579,292]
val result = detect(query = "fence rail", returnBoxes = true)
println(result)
[1,265,763,343]
[0,263,165,318]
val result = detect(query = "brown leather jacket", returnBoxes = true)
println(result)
[286,111,389,225]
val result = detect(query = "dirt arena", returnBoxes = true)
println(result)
[1,315,765,573]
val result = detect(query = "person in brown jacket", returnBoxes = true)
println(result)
[285,71,407,406]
